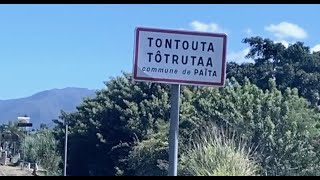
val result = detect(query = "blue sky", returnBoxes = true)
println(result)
[1,4,320,99]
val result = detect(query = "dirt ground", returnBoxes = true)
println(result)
[0,165,33,176]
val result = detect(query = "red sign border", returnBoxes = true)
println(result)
[133,27,227,87]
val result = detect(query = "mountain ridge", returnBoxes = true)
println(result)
[0,87,96,128]
[0,87,95,101]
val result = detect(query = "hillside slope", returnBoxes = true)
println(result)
[0,87,96,128]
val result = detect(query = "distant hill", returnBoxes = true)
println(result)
[0,87,96,129]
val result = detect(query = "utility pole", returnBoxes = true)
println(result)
[24,127,27,165]
[64,119,68,176]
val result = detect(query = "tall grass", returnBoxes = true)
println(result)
[180,125,259,176]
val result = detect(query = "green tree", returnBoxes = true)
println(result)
[194,78,320,175]
[53,73,320,176]
[22,129,62,176]
[0,121,25,155]
[227,36,320,106]
[53,73,171,176]
[40,123,48,130]
[125,123,169,176]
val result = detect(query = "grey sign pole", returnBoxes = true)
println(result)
[168,84,180,176]
[64,119,68,176]
[24,127,27,166]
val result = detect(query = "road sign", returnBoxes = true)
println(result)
[132,27,227,176]
[133,27,227,87]
[17,116,32,127]
[18,116,30,123]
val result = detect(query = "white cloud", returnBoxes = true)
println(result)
[245,28,252,35]
[190,21,227,33]
[265,22,307,39]
[311,44,320,52]
[227,48,254,64]
[275,40,290,48]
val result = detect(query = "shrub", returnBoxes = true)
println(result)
[180,125,259,176]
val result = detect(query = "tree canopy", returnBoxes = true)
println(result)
[227,36,320,106]
[49,36,320,176]
[53,74,320,176]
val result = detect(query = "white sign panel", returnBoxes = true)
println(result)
[133,27,227,87]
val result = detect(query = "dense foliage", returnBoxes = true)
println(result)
[22,129,62,176]
[52,74,320,176]
[227,37,320,106]
[3,36,320,176]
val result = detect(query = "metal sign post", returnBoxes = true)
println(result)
[64,119,68,176]
[168,84,180,176]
